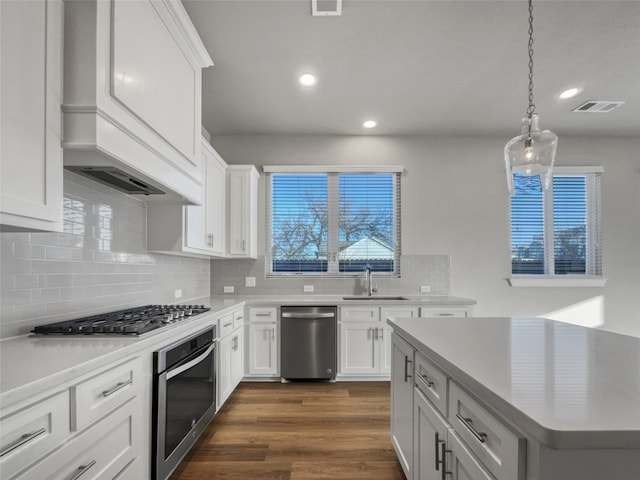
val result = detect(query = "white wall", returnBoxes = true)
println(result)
[212,134,640,338]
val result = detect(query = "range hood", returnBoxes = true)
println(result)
[65,166,165,196]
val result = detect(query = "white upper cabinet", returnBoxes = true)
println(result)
[147,137,227,257]
[227,165,259,258]
[62,0,213,205]
[0,0,64,232]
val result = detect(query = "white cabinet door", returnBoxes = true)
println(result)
[231,329,244,388]
[148,137,227,257]
[227,165,259,258]
[185,140,226,255]
[217,333,233,409]
[0,0,63,232]
[414,387,450,480]
[247,323,278,376]
[339,322,379,375]
[391,334,415,479]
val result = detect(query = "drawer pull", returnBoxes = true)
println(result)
[440,442,452,479]
[70,460,96,480]
[223,322,233,327]
[438,313,455,316]
[418,372,434,388]
[404,356,412,382]
[255,312,272,317]
[102,378,132,397]
[0,427,46,457]
[456,413,488,443]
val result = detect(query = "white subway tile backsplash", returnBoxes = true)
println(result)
[0,172,210,339]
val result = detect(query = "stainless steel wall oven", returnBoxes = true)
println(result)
[152,326,216,480]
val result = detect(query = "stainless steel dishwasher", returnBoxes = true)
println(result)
[280,306,337,380]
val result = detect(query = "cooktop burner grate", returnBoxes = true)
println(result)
[31,304,210,336]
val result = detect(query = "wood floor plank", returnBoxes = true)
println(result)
[169,381,405,480]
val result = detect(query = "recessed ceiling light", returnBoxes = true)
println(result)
[298,73,317,87]
[363,120,377,129]
[559,88,581,100]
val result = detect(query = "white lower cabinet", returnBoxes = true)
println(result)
[339,305,417,378]
[0,357,143,480]
[218,310,244,408]
[246,307,279,377]
[247,322,279,376]
[20,397,143,480]
[391,334,415,479]
[414,387,494,480]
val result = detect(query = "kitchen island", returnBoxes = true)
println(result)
[387,316,640,480]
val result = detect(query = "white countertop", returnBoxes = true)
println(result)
[0,298,245,407]
[221,294,476,306]
[388,316,640,450]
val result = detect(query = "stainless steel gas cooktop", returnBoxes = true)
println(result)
[31,304,210,336]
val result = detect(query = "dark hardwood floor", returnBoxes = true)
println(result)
[169,381,406,480]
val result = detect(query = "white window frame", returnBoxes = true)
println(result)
[264,165,403,278]
[508,166,606,287]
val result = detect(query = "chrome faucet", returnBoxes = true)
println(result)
[363,266,377,296]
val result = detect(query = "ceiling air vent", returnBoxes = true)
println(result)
[572,100,625,113]
[312,0,342,16]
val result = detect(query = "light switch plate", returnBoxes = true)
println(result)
[420,285,431,293]
[245,277,256,287]
[223,286,234,293]
[175,289,183,299]
[303,285,314,293]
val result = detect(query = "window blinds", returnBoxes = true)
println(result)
[266,170,401,276]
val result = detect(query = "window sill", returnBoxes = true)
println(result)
[508,276,607,287]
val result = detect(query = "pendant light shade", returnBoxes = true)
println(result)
[505,0,557,195]
[504,114,558,194]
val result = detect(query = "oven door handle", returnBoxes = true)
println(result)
[166,344,214,380]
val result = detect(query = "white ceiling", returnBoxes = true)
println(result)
[183,0,640,137]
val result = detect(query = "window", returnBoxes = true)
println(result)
[510,167,603,284]
[265,167,401,276]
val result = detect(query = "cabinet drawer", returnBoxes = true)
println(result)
[20,397,141,480]
[414,351,448,416]
[248,307,277,322]
[0,391,70,479]
[71,357,140,432]
[449,382,525,480]
[233,309,244,329]
[340,307,380,322]
[219,313,235,338]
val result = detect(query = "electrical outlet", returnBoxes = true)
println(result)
[245,277,256,287]
[223,286,234,294]
[303,285,314,293]
[420,285,431,293]
[175,289,183,299]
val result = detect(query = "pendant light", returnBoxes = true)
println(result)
[504,0,558,195]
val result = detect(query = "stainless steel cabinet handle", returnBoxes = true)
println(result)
[440,442,452,479]
[0,427,46,457]
[404,356,412,382]
[282,312,335,319]
[70,460,96,480]
[255,312,272,317]
[378,327,384,339]
[435,432,445,470]
[418,372,434,388]
[102,378,132,397]
[271,328,275,340]
[456,413,488,443]
[167,344,214,380]
[438,312,455,316]
[373,328,379,340]
[242,240,246,251]
[223,322,233,327]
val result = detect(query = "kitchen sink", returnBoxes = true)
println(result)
[342,296,409,301]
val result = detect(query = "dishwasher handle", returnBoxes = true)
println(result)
[281,312,335,319]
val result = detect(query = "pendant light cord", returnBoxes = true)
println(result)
[526,0,536,125]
